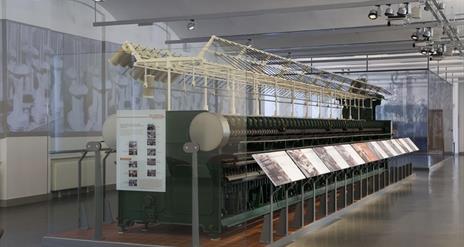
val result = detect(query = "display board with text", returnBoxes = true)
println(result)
[116,110,166,192]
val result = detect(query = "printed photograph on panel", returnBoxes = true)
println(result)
[377,141,395,157]
[398,138,414,152]
[313,147,342,172]
[395,138,411,152]
[368,142,389,159]
[324,146,350,169]
[390,139,407,153]
[300,149,332,175]
[404,138,420,151]
[252,152,305,186]
[287,149,322,178]
[351,143,380,163]
[382,140,400,156]
[334,145,365,167]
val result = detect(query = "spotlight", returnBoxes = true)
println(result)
[368,7,378,20]
[411,28,420,41]
[94,0,104,2]
[385,4,394,17]
[420,48,429,55]
[397,3,409,17]
[422,27,432,39]
[187,19,196,31]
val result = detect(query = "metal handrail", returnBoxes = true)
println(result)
[49,148,112,155]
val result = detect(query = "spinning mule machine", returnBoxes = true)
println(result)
[109,36,403,237]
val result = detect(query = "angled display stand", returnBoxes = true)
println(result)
[253,138,419,244]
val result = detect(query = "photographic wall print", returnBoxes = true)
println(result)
[252,151,305,186]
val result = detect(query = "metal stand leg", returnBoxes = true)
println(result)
[277,189,289,236]
[351,170,355,203]
[183,143,201,247]
[377,164,381,191]
[360,168,364,199]
[77,151,88,230]
[325,177,329,216]
[334,174,338,212]
[102,151,114,224]
[87,142,103,241]
[291,181,307,228]
[366,167,370,195]
[312,181,316,222]
[260,185,279,244]
[344,172,347,207]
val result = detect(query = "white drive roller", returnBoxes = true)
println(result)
[189,112,230,152]
[102,114,117,149]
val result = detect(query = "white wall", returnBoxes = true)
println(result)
[1,137,48,200]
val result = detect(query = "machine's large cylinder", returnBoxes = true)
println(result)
[189,112,230,151]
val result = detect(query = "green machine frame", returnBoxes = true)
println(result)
[118,111,393,237]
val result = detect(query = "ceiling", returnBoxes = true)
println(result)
[97,0,464,81]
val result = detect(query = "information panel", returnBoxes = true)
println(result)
[116,110,166,192]
[287,149,331,177]
[334,144,365,167]
[403,138,420,151]
[252,151,305,186]
[398,138,414,152]
[351,143,380,163]
[368,141,389,159]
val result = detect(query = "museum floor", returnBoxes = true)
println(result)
[0,156,463,247]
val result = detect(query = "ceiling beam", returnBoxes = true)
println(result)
[164,19,464,45]
[94,0,420,27]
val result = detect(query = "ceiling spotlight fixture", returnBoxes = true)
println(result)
[384,4,394,17]
[94,0,104,2]
[187,19,195,31]
[397,3,409,17]
[438,2,445,10]
[411,28,420,41]
[422,27,432,40]
[368,6,379,20]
